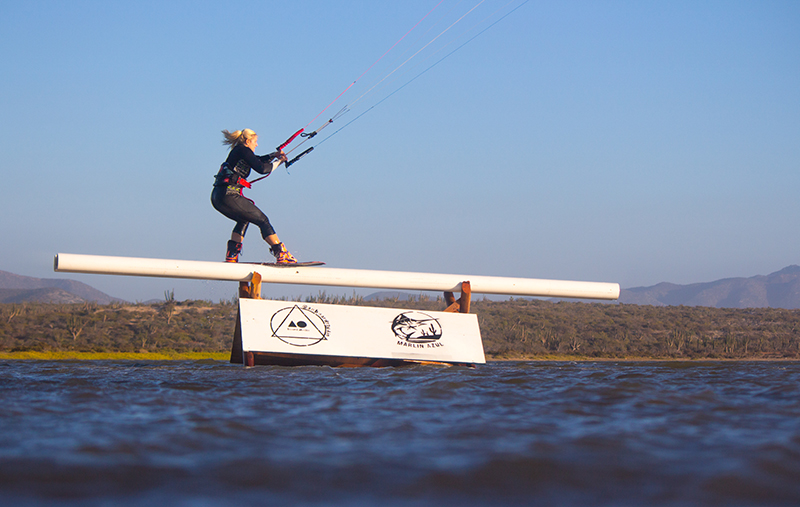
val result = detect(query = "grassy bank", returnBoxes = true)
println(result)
[0,351,230,361]
[0,352,796,362]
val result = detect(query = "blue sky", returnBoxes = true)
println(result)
[1,0,798,302]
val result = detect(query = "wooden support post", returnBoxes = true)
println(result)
[444,281,471,314]
[250,272,262,299]
[232,272,262,364]
[460,281,471,313]
[230,306,243,364]
[238,272,262,300]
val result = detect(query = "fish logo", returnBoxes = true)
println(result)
[391,311,443,344]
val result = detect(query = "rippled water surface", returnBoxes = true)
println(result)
[1,360,799,506]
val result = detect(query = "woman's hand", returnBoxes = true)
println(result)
[270,151,288,163]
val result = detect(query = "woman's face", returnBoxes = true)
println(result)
[245,135,258,150]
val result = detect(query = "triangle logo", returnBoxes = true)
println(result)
[269,305,328,347]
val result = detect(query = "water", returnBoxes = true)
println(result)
[1,361,799,506]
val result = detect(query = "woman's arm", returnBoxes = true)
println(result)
[254,151,287,175]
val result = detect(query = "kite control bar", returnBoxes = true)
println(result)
[277,128,304,151]
[275,126,320,169]
[247,131,315,186]
[286,147,314,168]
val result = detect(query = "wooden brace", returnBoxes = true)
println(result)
[238,272,262,300]
[444,281,471,314]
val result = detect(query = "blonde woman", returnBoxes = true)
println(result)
[211,129,297,263]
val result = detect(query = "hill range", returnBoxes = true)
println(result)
[0,270,120,304]
[1,266,799,309]
[618,265,800,309]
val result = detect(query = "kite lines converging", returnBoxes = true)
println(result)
[256,0,530,177]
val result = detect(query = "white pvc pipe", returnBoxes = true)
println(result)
[54,253,620,300]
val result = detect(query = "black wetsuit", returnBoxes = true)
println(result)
[211,144,277,239]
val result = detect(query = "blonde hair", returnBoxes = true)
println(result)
[221,129,257,148]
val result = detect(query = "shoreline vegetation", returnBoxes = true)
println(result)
[2,352,799,362]
[1,294,799,361]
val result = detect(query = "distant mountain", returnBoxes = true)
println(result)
[0,270,122,304]
[620,266,800,309]
[0,288,86,304]
[3,266,799,309]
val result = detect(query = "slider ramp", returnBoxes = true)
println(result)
[54,253,620,367]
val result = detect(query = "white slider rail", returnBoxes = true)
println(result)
[54,253,620,300]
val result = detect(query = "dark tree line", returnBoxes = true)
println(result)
[471,299,800,359]
[1,297,799,359]
[0,300,236,354]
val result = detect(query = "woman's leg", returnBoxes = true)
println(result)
[226,222,247,262]
[212,190,295,262]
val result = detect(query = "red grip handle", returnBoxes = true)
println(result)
[277,128,304,151]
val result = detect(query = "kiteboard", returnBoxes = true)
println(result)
[243,261,325,267]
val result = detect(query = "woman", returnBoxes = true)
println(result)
[211,129,297,264]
